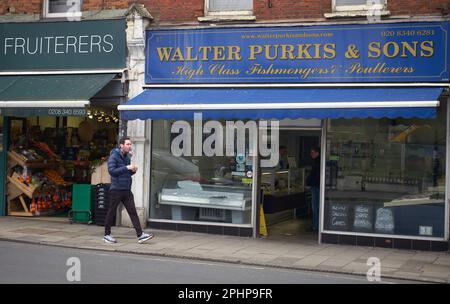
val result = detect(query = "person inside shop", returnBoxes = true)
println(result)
[278,145,289,170]
[103,136,154,244]
[306,146,320,232]
[214,157,236,184]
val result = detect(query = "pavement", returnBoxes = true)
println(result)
[0,216,449,284]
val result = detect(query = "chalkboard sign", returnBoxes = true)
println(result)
[327,202,349,231]
[375,207,395,234]
[353,204,373,232]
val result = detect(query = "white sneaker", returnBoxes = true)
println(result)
[138,232,154,244]
[103,234,117,244]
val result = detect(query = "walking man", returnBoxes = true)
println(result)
[103,136,153,244]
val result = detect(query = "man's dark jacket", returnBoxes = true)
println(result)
[108,148,135,190]
[306,157,320,188]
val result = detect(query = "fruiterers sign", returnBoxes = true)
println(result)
[146,22,449,83]
[0,19,126,71]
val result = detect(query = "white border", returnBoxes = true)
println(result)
[251,126,259,238]
[0,100,88,107]
[319,120,327,244]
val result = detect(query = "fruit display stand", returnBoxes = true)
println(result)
[7,172,39,216]
[6,150,71,217]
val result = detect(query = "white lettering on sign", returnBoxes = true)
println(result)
[329,203,348,228]
[48,108,86,116]
[332,218,346,227]
[353,205,372,230]
[2,34,115,56]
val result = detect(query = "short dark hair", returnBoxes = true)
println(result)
[119,136,131,145]
[311,146,320,154]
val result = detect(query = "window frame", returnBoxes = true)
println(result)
[332,0,386,12]
[43,0,82,19]
[204,0,253,17]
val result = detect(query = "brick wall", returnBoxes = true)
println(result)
[141,0,449,23]
[254,0,332,20]
[0,0,132,15]
[82,0,131,11]
[0,0,448,20]
[388,0,447,16]
[138,0,204,23]
[2,0,41,14]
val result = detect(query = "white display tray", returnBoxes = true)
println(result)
[158,185,251,211]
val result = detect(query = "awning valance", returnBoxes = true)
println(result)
[118,87,443,121]
[0,73,117,116]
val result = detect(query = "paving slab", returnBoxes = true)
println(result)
[379,259,408,268]
[320,258,354,268]
[268,256,303,267]
[399,260,426,272]
[411,253,440,263]
[433,256,450,266]
[293,255,330,268]
[342,262,370,273]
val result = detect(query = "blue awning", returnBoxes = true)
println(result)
[118,87,443,120]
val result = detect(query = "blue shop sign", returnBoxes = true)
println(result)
[145,22,449,84]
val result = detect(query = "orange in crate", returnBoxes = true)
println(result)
[30,198,37,213]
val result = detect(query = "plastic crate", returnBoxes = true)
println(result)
[93,183,113,226]
[70,184,94,224]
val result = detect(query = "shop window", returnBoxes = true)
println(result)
[43,0,82,19]
[326,0,389,18]
[149,120,254,226]
[324,101,447,238]
[199,0,255,22]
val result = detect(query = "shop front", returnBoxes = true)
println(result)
[119,21,449,250]
[0,19,126,219]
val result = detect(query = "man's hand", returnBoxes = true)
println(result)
[126,164,137,172]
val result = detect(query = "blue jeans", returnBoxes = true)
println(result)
[311,186,320,231]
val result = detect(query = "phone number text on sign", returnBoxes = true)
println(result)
[48,108,86,116]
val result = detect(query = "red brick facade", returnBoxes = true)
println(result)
[1,1,448,21]
[254,0,332,20]
[0,0,131,15]
[137,0,204,23]
[388,0,448,16]
[141,0,449,24]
